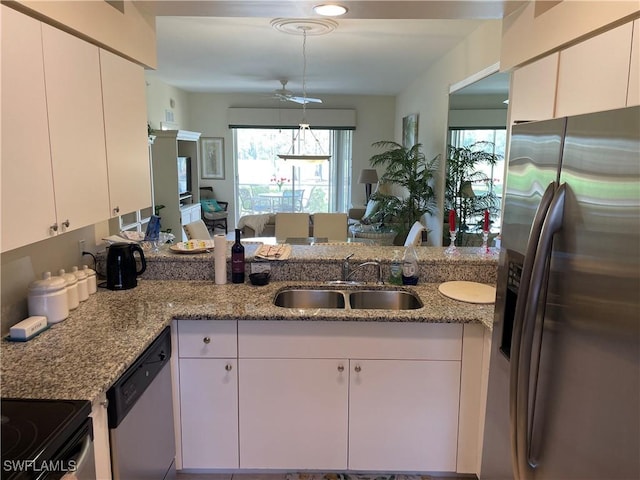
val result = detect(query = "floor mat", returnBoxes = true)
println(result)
[285,475,434,480]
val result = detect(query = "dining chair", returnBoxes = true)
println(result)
[279,189,305,212]
[313,213,348,242]
[183,219,212,240]
[275,213,310,241]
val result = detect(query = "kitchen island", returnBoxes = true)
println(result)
[1,245,497,477]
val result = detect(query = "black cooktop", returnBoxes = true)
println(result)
[1,398,91,480]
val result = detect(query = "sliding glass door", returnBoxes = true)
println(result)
[234,128,352,220]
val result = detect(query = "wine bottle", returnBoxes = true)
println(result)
[231,229,245,283]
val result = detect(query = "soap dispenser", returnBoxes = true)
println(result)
[401,245,419,285]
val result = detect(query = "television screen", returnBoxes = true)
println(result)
[177,156,191,195]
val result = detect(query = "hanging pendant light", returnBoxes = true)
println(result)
[272,19,334,161]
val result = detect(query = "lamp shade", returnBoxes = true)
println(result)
[358,169,379,184]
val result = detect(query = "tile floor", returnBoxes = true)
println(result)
[176,473,476,480]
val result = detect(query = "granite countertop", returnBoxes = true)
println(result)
[2,246,497,404]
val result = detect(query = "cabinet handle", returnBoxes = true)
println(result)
[225,363,232,371]
[100,399,109,409]
[62,219,70,229]
[203,337,211,344]
[50,223,58,233]
[337,364,344,372]
[113,206,120,215]
[354,365,362,373]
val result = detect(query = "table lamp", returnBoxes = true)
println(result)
[358,169,379,201]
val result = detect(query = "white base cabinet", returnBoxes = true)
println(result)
[348,359,460,472]
[179,358,238,468]
[239,358,349,470]
[174,319,486,474]
[174,320,238,470]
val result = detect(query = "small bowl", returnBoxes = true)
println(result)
[249,272,270,286]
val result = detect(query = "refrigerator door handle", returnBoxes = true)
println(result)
[509,180,557,480]
[517,183,566,478]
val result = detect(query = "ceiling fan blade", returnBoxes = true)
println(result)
[287,96,323,104]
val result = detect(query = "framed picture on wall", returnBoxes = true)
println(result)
[200,137,225,179]
[402,113,419,147]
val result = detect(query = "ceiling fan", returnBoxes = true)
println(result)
[273,79,322,105]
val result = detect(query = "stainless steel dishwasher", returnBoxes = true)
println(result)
[106,327,176,480]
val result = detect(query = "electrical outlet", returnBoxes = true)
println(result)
[78,239,86,255]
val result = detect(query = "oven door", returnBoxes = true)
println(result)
[57,419,95,480]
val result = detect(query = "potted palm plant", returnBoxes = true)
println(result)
[444,141,501,245]
[367,141,439,244]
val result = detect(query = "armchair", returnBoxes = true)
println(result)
[200,187,228,234]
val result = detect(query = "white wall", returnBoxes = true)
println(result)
[396,20,503,245]
[145,80,396,223]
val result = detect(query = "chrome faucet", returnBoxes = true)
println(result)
[342,254,384,284]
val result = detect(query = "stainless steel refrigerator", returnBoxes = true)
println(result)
[480,106,639,480]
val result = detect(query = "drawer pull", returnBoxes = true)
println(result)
[354,364,362,373]
[337,364,344,372]
[225,363,233,371]
[203,337,211,344]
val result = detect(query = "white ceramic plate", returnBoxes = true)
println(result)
[169,240,215,254]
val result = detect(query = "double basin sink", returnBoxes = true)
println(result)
[274,287,423,311]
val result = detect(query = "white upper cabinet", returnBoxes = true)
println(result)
[509,53,559,123]
[627,19,640,107]
[1,7,152,252]
[556,22,634,117]
[1,6,57,251]
[42,23,110,233]
[100,49,152,217]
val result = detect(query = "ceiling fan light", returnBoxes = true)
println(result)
[313,4,347,16]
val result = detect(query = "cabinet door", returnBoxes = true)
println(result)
[1,6,57,251]
[509,53,559,123]
[239,358,348,470]
[348,359,460,472]
[42,24,110,232]
[628,19,639,107]
[556,22,633,117]
[179,358,239,468]
[100,49,152,217]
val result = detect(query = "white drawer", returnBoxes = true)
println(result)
[177,320,237,358]
[238,321,462,361]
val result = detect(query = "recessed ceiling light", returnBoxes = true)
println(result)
[313,4,348,16]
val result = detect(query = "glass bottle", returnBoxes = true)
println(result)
[401,245,419,285]
[389,249,402,285]
[231,229,245,283]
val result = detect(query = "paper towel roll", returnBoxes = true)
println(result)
[214,234,227,284]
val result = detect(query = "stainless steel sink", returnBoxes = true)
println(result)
[349,290,423,310]
[273,289,346,309]
[273,288,422,310]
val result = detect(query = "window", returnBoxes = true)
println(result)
[449,128,506,229]
[234,128,352,218]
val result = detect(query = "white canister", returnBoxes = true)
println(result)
[58,269,79,310]
[28,272,69,324]
[82,264,97,294]
[71,266,89,301]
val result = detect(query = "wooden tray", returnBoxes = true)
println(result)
[438,281,496,304]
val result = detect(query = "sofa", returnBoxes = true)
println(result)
[239,214,309,238]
